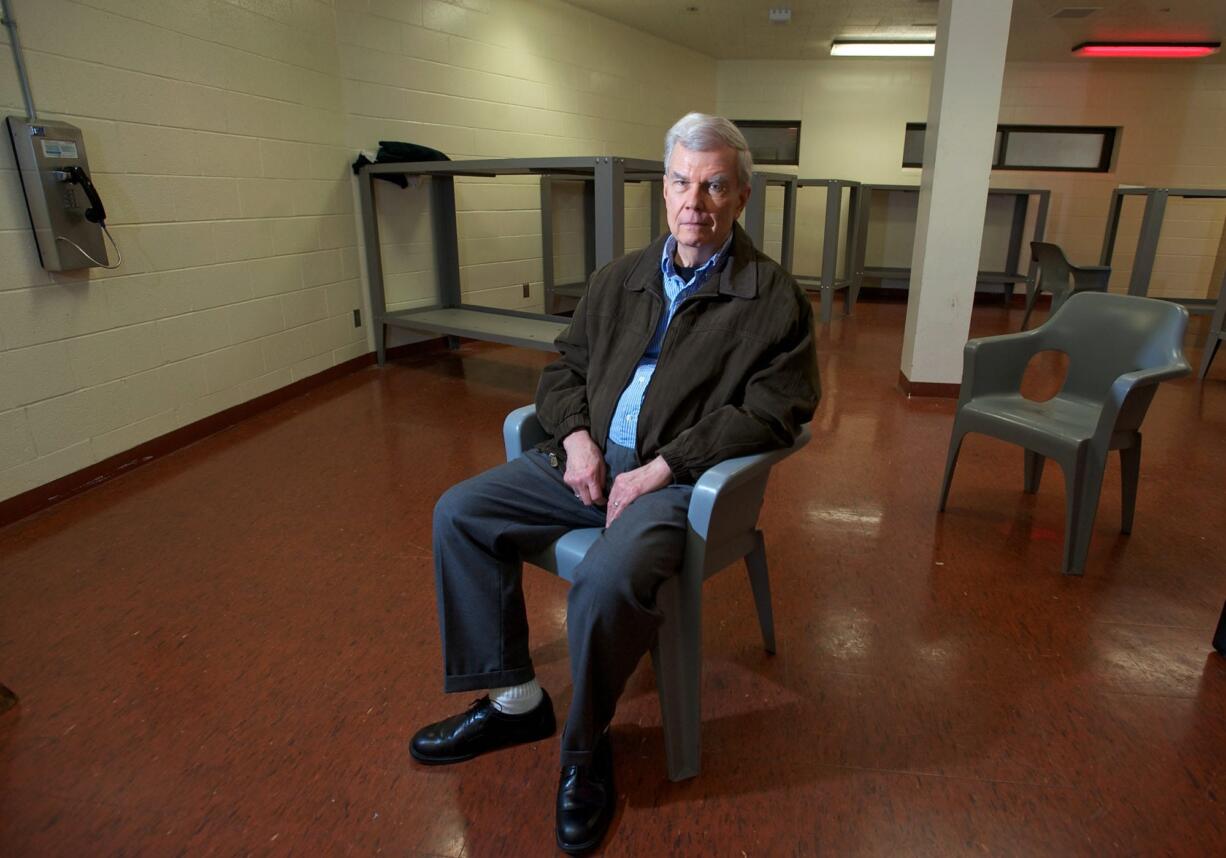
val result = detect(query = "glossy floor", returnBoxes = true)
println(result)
[2,298,1224,856]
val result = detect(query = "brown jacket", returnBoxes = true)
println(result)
[535,223,820,484]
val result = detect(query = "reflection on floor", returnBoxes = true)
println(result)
[2,298,1224,856]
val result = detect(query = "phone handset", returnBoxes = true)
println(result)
[62,165,107,224]
[51,165,122,268]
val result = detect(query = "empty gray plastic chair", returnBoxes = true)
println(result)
[503,405,811,781]
[1022,241,1111,330]
[939,292,1190,575]
[1197,269,1226,380]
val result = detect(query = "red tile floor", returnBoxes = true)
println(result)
[1,298,1224,856]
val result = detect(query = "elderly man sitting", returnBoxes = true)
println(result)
[411,112,820,854]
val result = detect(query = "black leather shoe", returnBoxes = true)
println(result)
[409,691,555,765]
[556,732,615,854]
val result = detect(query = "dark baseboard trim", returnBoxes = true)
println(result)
[1,336,449,529]
[898,369,960,399]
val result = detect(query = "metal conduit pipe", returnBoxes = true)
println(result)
[1,0,38,121]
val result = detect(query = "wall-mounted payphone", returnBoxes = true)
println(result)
[6,116,120,271]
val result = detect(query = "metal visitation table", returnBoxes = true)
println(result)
[1099,185,1226,314]
[541,170,799,314]
[539,170,666,315]
[848,184,1051,304]
[359,156,663,362]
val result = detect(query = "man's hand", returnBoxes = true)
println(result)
[562,430,606,507]
[606,456,672,527]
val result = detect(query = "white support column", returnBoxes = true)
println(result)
[900,0,1013,394]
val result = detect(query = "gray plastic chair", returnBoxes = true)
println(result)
[1022,241,1112,331]
[939,292,1190,575]
[503,405,811,781]
[1197,269,1226,380]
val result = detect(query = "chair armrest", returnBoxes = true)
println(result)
[960,330,1043,404]
[1119,363,1191,387]
[503,404,549,461]
[1070,265,1111,292]
[1093,361,1192,440]
[687,425,811,539]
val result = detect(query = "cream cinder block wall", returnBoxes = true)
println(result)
[337,0,713,322]
[0,0,365,504]
[718,58,1226,300]
[0,0,717,505]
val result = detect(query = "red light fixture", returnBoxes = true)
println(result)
[1072,42,1220,59]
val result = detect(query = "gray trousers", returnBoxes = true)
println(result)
[432,443,693,765]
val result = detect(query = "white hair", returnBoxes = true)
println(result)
[663,112,754,188]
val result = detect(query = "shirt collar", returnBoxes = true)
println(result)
[660,231,734,287]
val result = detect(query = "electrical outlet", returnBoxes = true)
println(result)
[353,308,361,327]
[522,282,530,298]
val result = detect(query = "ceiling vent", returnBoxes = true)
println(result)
[1052,6,1101,18]
[768,8,791,24]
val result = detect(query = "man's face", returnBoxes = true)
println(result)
[663,142,751,263]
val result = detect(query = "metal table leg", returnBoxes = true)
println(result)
[818,183,842,323]
[850,185,873,308]
[744,173,768,250]
[1099,188,1125,266]
[358,170,388,365]
[1128,189,1168,297]
[540,177,556,314]
[845,185,862,311]
[1004,194,1028,306]
[594,157,625,269]
[1199,269,1226,380]
[1027,190,1050,304]
[779,179,796,273]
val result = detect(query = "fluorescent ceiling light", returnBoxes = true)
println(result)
[831,40,935,57]
[1072,41,1220,58]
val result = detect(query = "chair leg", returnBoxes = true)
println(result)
[1024,449,1046,494]
[847,280,861,315]
[1119,436,1142,535]
[744,531,776,655]
[650,573,702,782]
[1050,288,1069,318]
[1199,336,1222,380]
[1020,286,1039,331]
[938,426,967,511]
[1061,452,1107,576]
[375,321,387,366]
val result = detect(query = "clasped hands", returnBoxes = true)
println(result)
[561,429,672,526]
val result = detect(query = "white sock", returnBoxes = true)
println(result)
[489,678,543,715]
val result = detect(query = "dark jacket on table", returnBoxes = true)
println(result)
[534,222,820,484]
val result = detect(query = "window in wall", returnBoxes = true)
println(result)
[902,123,1118,172]
[733,120,801,166]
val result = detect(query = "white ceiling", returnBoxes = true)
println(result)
[560,0,1226,62]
